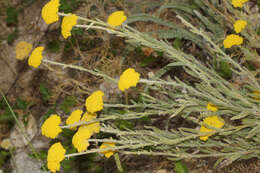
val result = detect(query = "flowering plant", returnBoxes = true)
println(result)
[16,0,260,171]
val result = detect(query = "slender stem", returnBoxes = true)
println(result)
[65,143,153,158]
[42,59,116,83]
[121,150,252,159]
[124,91,128,105]
[104,103,163,108]
[60,116,117,129]
[88,139,136,144]
[139,79,180,86]
[114,153,123,172]
[0,90,47,171]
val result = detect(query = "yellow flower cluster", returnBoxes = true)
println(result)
[252,91,260,100]
[69,68,139,154]
[200,115,224,141]
[41,0,60,24]
[85,90,104,113]
[234,20,247,33]
[35,2,133,172]
[80,112,100,133]
[232,0,249,8]
[118,68,140,91]
[38,2,133,171]
[42,0,127,38]
[41,88,117,172]
[72,112,101,152]
[19,3,128,70]
[107,11,127,27]
[67,91,104,152]
[41,99,116,172]
[28,47,44,68]
[41,114,62,139]
[100,142,116,158]
[66,109,83,130]
[223,34,243,48]
[207,102,218,112]
[223,1,248,48]
[15,41,32,60]
[47,142,66,173]
[61,14,78,39]
[200,103,224,141]
[41,0,78,39]
[72,127,92,152]
[39,68,139,172]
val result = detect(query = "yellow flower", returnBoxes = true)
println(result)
[47,142,66,173]
[41,0,60,25]
[85,90,104,113]
[107,11,127,27]
[234,20,247,33]
[15,41,32,60]
[72,113,100,152]
[47,162,60,173]
[207,102,218,112]
[118,68,140,91]
[223,34,243,48]
[66,109,83,130]
[100,142,116,158]
[72,128,92,152]
[252,91,260,100]
[72,112,101,152]
[199,115,224,141]
[28,46,44,68]
[41,114,62,139]
[61,14,78,39]
[81,112,97,122]
[232,0,248,8]
[79,112,100,134]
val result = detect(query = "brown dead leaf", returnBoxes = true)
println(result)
[142,47,154,56]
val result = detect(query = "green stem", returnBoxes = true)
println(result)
[124,91,128,105]
[114,153,123,172]
[0,90,47,171]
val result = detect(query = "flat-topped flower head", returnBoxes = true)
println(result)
[72,112,99,152]
[47,142,66,173]
[232,0,249,8]
[41,114,62,139]
[66,109,83,130]
[72,128,92,152]
[207,102,218,112]
[107,11,127,27]
[28,46,44,68]
[234,20,247,33]
[72,112,100,152]
[100,142,116,158]
[61,14,78,39]
[79,112,100,134]
[200,115,224,141]
[253,91,260,100]
[85,90,104,113]
[81,112,97,122]
[118,68,140,91]
[15,41,32,60]
[223,34,243,48]
[41,0,60,24]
